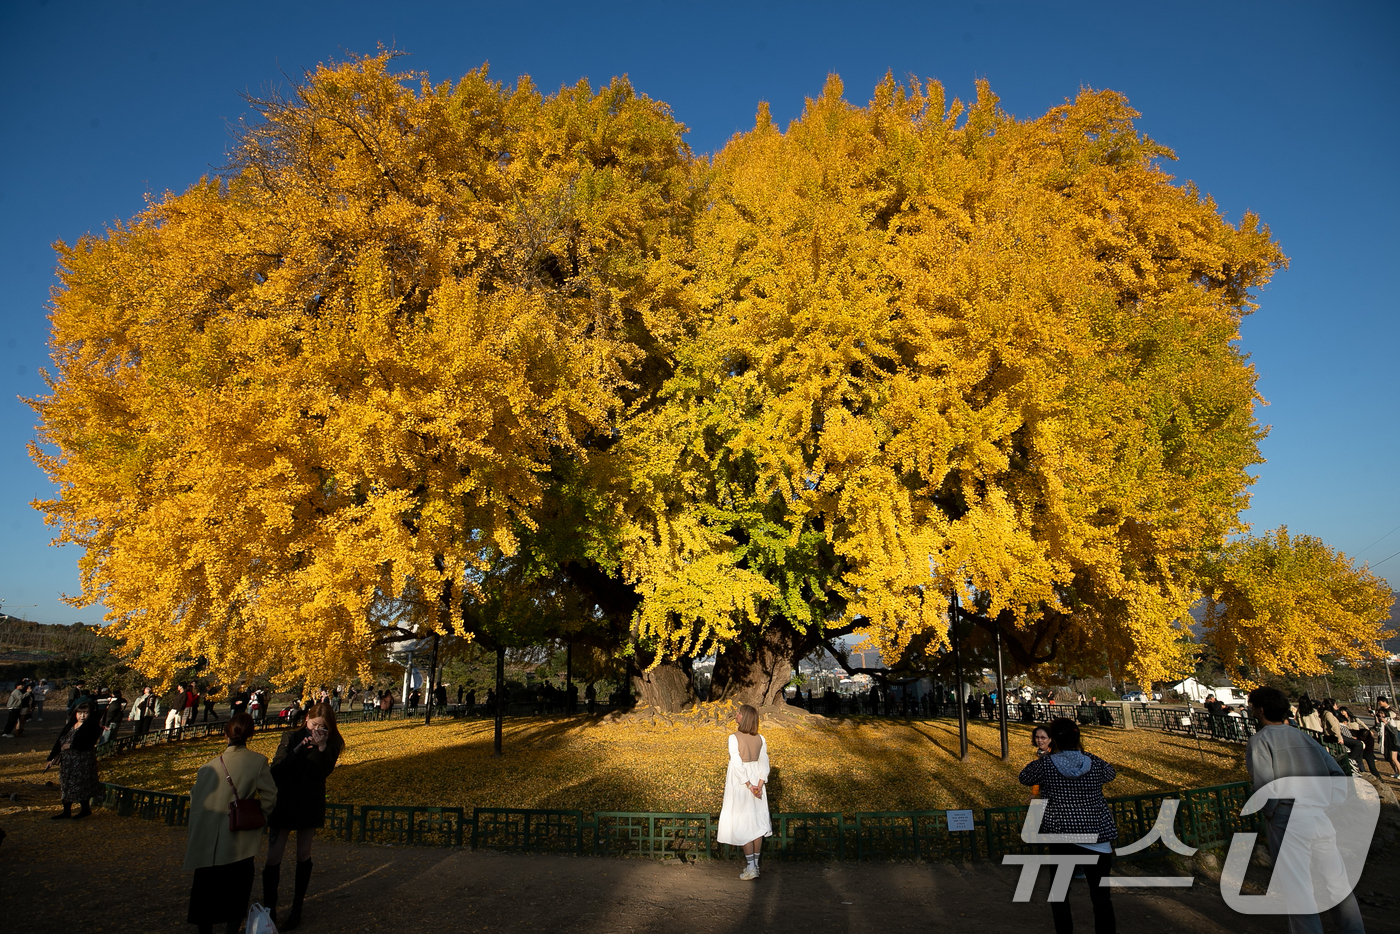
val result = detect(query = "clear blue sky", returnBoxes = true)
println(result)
[1,1,1396,625]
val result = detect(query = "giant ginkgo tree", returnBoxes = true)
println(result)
[30,56,1392,703]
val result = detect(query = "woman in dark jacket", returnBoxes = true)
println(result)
[46,699,104,819]
[262,702,344,930]
[1018,717,1118,933]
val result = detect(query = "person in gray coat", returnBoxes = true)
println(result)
[1245,686,1364,934]
[184,713,277,934]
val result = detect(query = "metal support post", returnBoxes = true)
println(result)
[494,643,505,756]
[424,630,440,726]
[952,592,969,762]
[995,626,1009,761]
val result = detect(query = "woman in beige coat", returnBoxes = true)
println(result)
[184,713,277,934]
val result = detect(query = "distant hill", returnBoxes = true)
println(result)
[0,616,101,661]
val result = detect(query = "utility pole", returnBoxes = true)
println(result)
[952,592,968,762]
[995,626,1009,761]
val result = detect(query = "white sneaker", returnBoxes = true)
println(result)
[739,866,757,881]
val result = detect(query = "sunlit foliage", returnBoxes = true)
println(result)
[1203,528,1395,682]
[32,54,1386,694]
[30,53,694,688]
[621,74,1289,685]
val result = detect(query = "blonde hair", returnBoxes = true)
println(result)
[735,704,759,735]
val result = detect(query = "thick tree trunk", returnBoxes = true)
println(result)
[632,659,695,713]
[708,627,799,708]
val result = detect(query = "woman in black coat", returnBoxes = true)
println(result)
[47,699,104,819]
[261,702,344,930]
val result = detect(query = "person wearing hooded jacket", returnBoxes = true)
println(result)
[1019,716,1118,934]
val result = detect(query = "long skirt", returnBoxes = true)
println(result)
[58,749,100,804]
[187,856,255,925]
[716,777,772,846]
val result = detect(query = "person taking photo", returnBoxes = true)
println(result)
[262,702,345,929]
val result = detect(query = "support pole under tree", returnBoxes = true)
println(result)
[1383,656,1396,705]
[401,650,414,706]
[566,639,573,711]
[995,626,1009,761]
[425,578,451,726]
[952,592,969,762]
[494,643,505,757]
[424,630,440,726]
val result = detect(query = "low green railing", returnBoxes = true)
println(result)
[985,780,1260,862]
[101,783,190,826]
[773,812,843,860]
[594,812,712,859]
[359,804,467,846]
[850,810,980,861]
[98,778,1263,863]
[473,807,587,855]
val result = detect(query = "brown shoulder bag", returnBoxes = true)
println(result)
[218,754,266,832]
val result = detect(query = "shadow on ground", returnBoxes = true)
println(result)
[1,791,1397,934]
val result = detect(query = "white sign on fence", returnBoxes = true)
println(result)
[946,809,975,832]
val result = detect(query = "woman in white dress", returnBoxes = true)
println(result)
[716,703,772,880]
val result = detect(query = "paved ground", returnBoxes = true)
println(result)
[1,792,1398,934]
[3,712,1399,933]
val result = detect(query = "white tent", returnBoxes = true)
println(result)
[1167,676,1244,704]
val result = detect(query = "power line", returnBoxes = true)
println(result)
[1357,521,1400,557]
[1370,547,1400,572]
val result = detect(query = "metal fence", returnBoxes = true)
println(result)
[799,695,1126,728]
[95,718,297,759]
[97,697,1143,744]
[1130,705,1259,741]
[96,778,1262,863]
[1126,707,1356,770]
[474,807,588,854]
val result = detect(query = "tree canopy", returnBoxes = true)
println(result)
[616,74,1309,691]
[30,54,694,688]
[1202,528,1394,680]
[29,54,1393,696]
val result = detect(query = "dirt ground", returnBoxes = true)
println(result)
[3,714,1398,934]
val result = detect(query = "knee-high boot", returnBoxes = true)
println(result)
[283,859,313,930]
[261,863,281,924]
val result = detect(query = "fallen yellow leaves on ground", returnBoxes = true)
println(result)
[97,714,1247,814]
